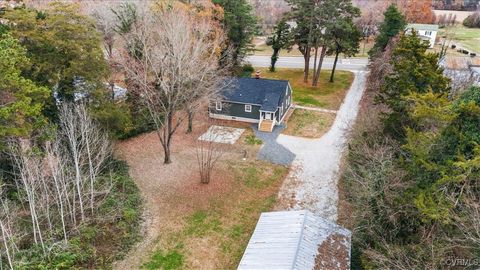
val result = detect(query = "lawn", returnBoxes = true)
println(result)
[115,113,289,270]
[283,109,336,138]
[142,161,288,270]
[256,68,354,110]
[439,24,480,53]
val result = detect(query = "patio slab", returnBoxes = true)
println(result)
[198,125,245,144]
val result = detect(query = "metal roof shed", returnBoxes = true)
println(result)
[238,210,351,270]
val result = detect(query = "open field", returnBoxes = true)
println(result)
[283,109,336,138]
[439,24,480,53]
[256,68,355,110]
[115,114,289,270]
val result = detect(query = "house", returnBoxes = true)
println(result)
[406,23,439,48]
[238,210,352,270]
[210,77,293,132]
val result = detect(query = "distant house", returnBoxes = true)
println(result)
[405,23,439,48]
[238,210,352,270]
[210,77,293,132]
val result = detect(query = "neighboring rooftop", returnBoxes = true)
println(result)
[221,77,289,112]
[237,210,352,270]
[406,23,440,31]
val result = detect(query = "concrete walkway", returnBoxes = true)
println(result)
[273,70,367,222]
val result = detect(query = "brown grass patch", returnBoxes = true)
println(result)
[114,112,289,270]
[283,109,336,138]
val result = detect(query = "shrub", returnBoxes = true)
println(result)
[463,12,480,28]
[242,64,255,73]
[245,134,262,145]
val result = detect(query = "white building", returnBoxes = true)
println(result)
[406,23,439,48]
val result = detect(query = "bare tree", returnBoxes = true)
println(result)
[117,3,227,164]
[195,123,229,184]
[58,103,111,217]
[0,194,19,270]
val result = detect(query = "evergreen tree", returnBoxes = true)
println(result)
[369,4,406,59]
[326,9,361,82]
[378,31,450,138]
[2,3,109,116]
[0,33,49,144]
[212,0,257,66]
[266,18,291,72]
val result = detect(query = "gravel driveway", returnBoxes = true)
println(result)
[274,71,367,222]
[254,123,296,166]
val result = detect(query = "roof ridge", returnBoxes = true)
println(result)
[292,210,309,270]
[237,77,290,83]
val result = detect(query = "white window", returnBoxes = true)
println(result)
[425,31,432,36]
[216,101,222,111]
[245,104,252,112]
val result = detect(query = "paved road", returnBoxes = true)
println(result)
[246,55,368,71]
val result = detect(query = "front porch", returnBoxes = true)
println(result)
[258,110,276,132]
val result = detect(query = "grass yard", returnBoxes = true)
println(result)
[439,24,480,53]
[115,113,289,270]
[256,68,354,110]
[142,161,288,270]
[283,109,336,138]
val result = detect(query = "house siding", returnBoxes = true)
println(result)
[210,102,261,120]
[277,84,292,122]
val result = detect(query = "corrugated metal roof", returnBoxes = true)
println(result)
[238,210,352,270]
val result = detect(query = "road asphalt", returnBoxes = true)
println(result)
[246,55,369,71]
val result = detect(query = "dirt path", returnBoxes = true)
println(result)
[275,70,367,222]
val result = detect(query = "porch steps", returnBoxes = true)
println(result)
[259,120,274,132]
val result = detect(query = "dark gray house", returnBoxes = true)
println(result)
[210,77,293,132]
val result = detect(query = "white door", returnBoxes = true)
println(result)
[265,112,272,120]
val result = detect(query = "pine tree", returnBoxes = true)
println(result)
[212,0,257,66]
[369,4,406,59]
[378,31,450,138]
[266,19,291,72]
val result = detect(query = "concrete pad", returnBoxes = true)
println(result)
[198,125,245,144]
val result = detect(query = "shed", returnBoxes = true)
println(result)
[238,210,352,270]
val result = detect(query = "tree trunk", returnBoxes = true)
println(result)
[187,110,194,133]
[163,142,172,164]
[163,112,174,164]
[330,51,340,83]
[303,48,311,83]
[312,46,327,87]
[270,48,280,72]
[313,46,319,80]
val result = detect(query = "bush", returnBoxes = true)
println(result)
[463,12,480,28]
[235,64,255,78]
[245,134,262,145]
[91,101,134,139]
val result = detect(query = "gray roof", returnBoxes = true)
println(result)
[222,78,289,112]
[406,23,439,31]
[238,210,352,270]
